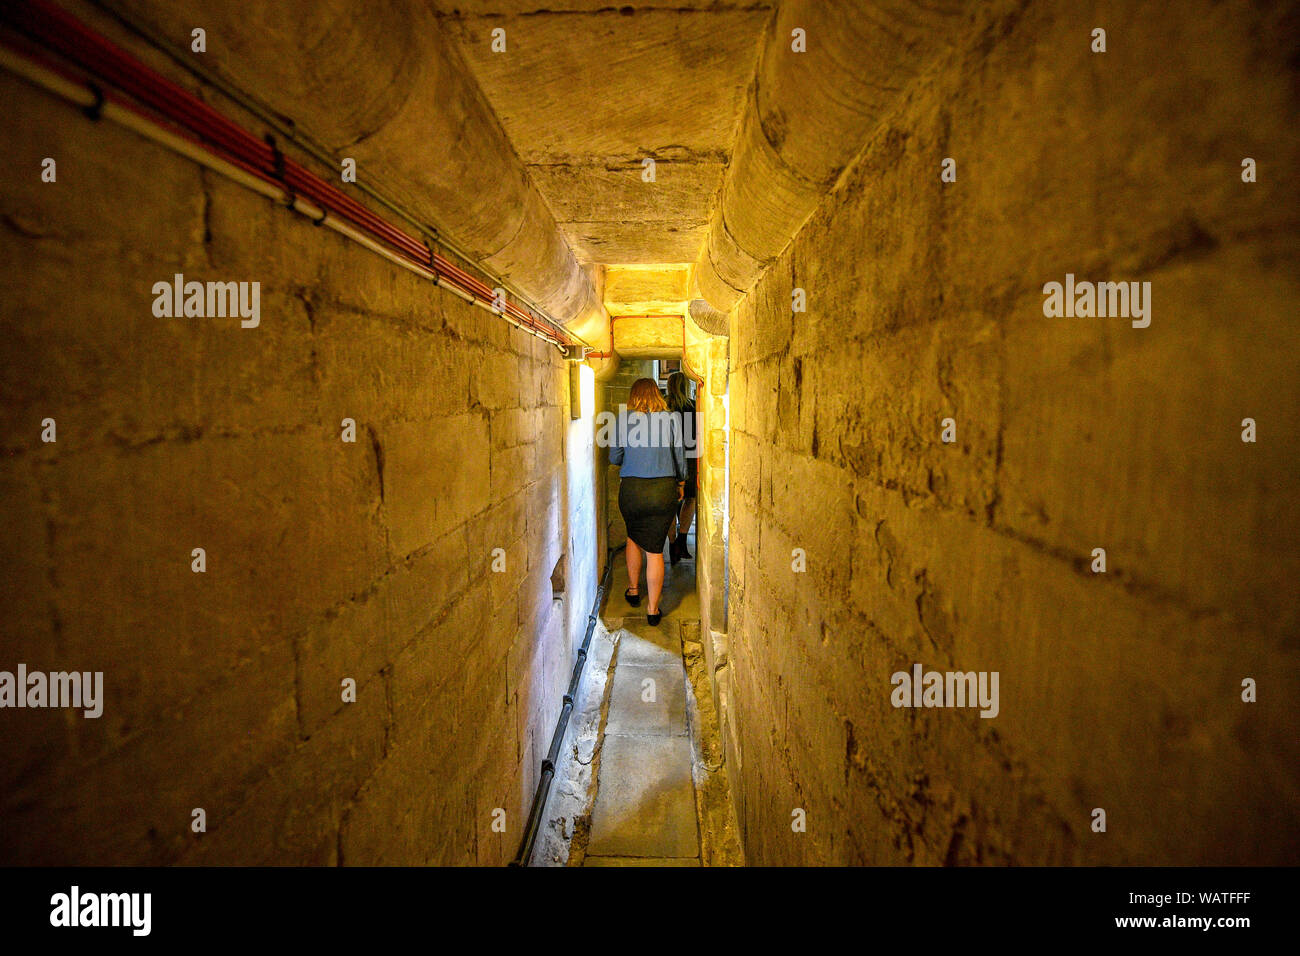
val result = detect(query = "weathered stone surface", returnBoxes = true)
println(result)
[438,3,769,271]
[2,0,1295,873]
[604,265,693,317]
[693,0,969,308]
[0,37,600,864]
[605,659,687,737]
[722,0,1300,866]
[108,0,607,342]
[587,734,698,859]
[613,314,688,358]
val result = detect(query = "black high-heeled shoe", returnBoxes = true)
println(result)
[647,609,662,626]
[624,588,641,607]
[668,536,681,566]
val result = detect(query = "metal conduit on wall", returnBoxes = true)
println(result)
[0,0,587,352]
[100,0,610,350]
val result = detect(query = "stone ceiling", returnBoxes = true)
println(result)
[434,1,773,320]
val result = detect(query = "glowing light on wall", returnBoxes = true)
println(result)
[571,362,595,419]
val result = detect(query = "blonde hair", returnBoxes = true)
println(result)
[666,371,693,412]
[628,377,668,413]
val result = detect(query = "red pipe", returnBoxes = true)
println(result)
[0,0,574,347]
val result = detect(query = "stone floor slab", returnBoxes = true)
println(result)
[587,734,698,859]
[604,660,687,737]
[615,622,681,667]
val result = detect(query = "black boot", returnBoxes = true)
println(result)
[674,530,690,559]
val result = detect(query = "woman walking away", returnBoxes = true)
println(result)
[609,377,686,625]
[665,371,698,566]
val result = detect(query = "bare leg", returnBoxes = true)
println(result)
[646,551,666,614]
[677,499,697,539]
[625,538,642,594]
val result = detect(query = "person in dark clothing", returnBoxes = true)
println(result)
[665,371,698,566]
[609,377,686,625]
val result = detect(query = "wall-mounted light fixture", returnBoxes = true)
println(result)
[570,362,594,420]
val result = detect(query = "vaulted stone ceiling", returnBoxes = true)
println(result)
[434,1,773,324]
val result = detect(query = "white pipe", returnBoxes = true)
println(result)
[0,45,568,351]
[84,0,586,351]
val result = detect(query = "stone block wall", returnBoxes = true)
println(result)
[724,0,1300,865]
[0,51,597,864]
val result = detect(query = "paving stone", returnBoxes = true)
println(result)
[587,734,698,859]
[615,624,681,668]
[604,660,687,737]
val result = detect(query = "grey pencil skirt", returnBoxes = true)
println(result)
[618,476,679,554]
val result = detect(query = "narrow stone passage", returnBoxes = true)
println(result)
[585,544,701,865]
[2,0,1295,872]
[533,534,742,867]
